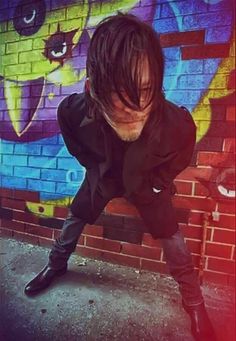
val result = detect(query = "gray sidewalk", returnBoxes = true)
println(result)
[0,236,235,341]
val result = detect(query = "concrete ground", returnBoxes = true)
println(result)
[0,237,235,341]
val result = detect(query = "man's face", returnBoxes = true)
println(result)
[103,59,152,142]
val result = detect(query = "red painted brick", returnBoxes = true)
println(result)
[78,234,85,245]
[185,239,201,255]
[180,224,211,240]
[1,198,26,211]
[0,227,14,238]
[172,196,215,212]
[209,214,235,229]
[176,166,213,181]
[38,237,53,248]
[218,201,235,214]
[13,230,39,245]
[13,210,39,224]
[142,233,161,248]
[0,188,14,198]
[203,270,234,286]
[82,224,104,237]
[182,43,230,60]
[188,211,203,226]
[228,274,235,287]
[0,219,25,232]
[205,242,232,259]
[85,236,121,253]
[197,151,234,167]
[24,223,53,238]
[160,30,205,47]
[121,242,161,260]
[226,106,235,121]
[53,206,69,218]
[76,246,140,269]
[212,229,235,245]
[223,138,235,152]
[194,182,210,197]
[174,180,193,195]
[105,198,140,217]
[207,257,235,274]
[13,189,40,202]
[192,254,201,268]
[140,259,169,274]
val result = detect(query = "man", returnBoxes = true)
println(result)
[24,13,216,341]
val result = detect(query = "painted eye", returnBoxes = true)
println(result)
[51,42,67,58]
[13,0,46,36]
[23,9,36,24]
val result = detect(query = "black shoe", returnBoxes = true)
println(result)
[182,300,217,341]
[24,265,67,296]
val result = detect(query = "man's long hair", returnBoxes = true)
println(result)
[85,12,165,142]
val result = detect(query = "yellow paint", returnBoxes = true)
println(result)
[193,31,235,142]
[26,196,71,218]
[48,92,55,100]
[46,64,86,86]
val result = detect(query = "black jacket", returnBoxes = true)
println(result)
[57,92,196,238]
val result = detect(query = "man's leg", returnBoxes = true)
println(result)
[160,229,216,341]
[47,209,86,270]
[24,175,123,295]
[160,229,203,306]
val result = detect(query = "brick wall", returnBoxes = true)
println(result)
[0,0,235,286]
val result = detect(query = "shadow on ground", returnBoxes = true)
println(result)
[0,237,235,341]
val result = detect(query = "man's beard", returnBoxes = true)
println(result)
[114,127,143,141]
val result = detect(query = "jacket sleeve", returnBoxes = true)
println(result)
[151,108,196,190]
[57,95,97,168]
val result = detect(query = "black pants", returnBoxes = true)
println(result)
[48,177,203,306]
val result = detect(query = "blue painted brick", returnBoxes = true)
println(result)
[163,47,181,61]
[41,169,67,181]
[181,60,204,74]
[178,74,214,89]
[1,165,14,176]
[28,156,57,168]
[2,175,27,189]
[41,145,62,156]
[28,179,56,193]
[183,12,232,30]
[40,192,68,201]
[165,61,179,75]
[58,135,66,145]
[153,18,179,33]
[14,166,40,179]
[56,182,78,196]
[203,58,221,73]
[14,143,41,155]
[0,142,14,154]
[206,26,232,43]
[163,76,177,90]
[57,157,80,170]
[168,0,208,16]
[160,3,176,18]
[57,146,71,157]
[167,90,202,105]
[3,154,27,166]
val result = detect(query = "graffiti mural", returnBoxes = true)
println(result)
[0,0,235,217]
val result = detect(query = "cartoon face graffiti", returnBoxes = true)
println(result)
[0,0,143,140]
[0,0,90,138]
